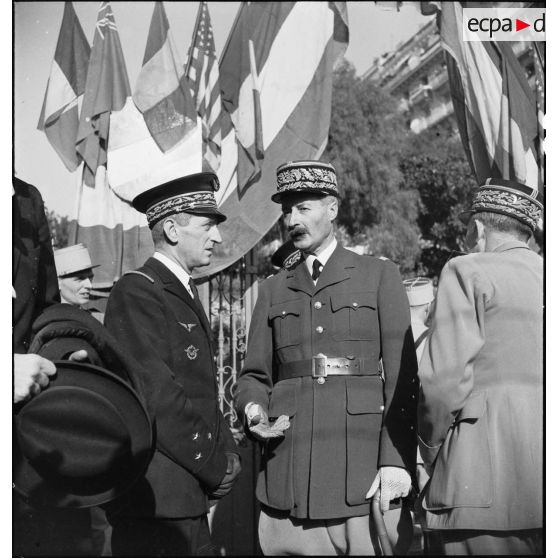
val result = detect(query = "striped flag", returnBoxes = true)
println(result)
[76,1,131,187]
[195,2,349,278]
[186,1,222,173]
[133,1,197,153]
[37,2,90,172]
[71,1,151,287]
[532,43,545,186]
[440,2,540,189]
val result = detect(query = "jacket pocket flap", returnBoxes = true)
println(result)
[269,381,297,418]
[330,291,377,312]
[269,301,301,320]
[346,377,384,414]
[456,391,487,422]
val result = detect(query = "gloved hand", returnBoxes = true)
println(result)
[366,466,412,512]
[245,403,290,441]
[210,452,242,499]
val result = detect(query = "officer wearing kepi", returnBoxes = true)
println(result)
[105,172,241,556]
[235,161,418,555]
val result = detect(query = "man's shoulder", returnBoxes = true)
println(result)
[110,260,161,297]
[340,247,394,274]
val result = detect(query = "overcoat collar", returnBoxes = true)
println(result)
[143,257,211,336]
[285,243,355,296]
[492,239,532,253]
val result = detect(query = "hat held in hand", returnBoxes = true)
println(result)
[14,361,152,508]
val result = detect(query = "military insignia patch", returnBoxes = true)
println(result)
[179,321,197,332]
[185,345,200,360]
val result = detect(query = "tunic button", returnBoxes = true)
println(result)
[314,301,322,309]
[410,426,415,431]
[380,405,385,411]
[316,326,324,333]
[317,377,326,385]
[352,302,358,307]
[282,311,286,316]
[208,432,212,440]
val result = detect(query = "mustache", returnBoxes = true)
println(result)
[289,226,308,238]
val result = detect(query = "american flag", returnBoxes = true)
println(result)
[186,1,222,173]
[532,43,545,186]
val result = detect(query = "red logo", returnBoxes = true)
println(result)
[515,18,530,32]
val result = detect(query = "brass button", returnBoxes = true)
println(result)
[316,326,324,333]
[352,302,358,307]
[314,301,322,309]
[282,311,286,316]
[208,432,212,440]
[380,405,385,411]
[317,377,326,385]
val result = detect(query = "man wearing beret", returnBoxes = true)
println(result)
[105,173,241,556]
[418,179,543,555]
[235,161,418,555]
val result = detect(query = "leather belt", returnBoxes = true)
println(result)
[278,354,379,381]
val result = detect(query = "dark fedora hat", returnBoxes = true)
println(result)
[459,178,544,232]
[272,161,340,203]
[14,361,153,509]
[132,172,226,228]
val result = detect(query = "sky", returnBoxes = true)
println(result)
[13,1,432,217]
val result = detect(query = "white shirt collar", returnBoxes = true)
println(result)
[305,237,337,280]
[153,251,194,297]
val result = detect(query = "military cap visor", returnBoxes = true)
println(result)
[132,172,226,228]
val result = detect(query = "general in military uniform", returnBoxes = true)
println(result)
[418,179,543,555]
[234,161,418,555]
[105,173,241,556]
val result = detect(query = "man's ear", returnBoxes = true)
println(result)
[327,197,338,222]
[474,218,485,243]
[162,218,178,245]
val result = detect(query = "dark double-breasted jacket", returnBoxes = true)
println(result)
[13,179,59,352]
[235,244,418,520]
[105,257,236,519]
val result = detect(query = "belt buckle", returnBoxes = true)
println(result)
[312,353,328,379]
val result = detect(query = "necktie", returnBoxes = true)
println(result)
[311,259,322,281]
[188,278,199,302]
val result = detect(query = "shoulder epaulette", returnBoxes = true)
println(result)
[123,270,155,283]
[378,256,389,261]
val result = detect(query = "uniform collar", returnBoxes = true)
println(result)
[304,237,337,277]
[491,239,532,253]
[153,251,193,296]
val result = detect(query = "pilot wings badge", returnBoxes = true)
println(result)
[179,321,197,332]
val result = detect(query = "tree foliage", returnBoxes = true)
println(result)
[323,61,422,274]
[400,126,477,277]
[46,209,70,249]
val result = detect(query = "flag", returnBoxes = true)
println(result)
[133,1,197,153]
[532,43,545,186]
[76,1,131,187]
[186,1,223,173]
[439,2,540,189]
[37,2,90,172]
[71,1,151,287]
[195,2,349,278]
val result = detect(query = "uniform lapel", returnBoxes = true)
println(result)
[144,258,211,336]
[286,259,315,296]
[314,244,354,294]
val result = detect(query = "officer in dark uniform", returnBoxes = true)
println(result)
[235,161,418,555]
[105,172,241,556]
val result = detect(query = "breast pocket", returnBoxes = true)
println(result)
[269,301,301,349]
[330,291,377,341]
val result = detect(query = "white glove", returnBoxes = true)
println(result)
[366,466,412,512]
[245,403,290,441]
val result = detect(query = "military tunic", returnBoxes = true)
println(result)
[105,257,236,519]
[235,244,418,519]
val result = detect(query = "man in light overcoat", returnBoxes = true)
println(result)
[418,178,543,555]
[235,161,418,555]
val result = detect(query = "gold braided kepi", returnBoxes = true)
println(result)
[459,178,544,232]
[132,172,226,229]
[272,161,339,203]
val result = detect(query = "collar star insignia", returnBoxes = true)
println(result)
[178,321,197,332]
